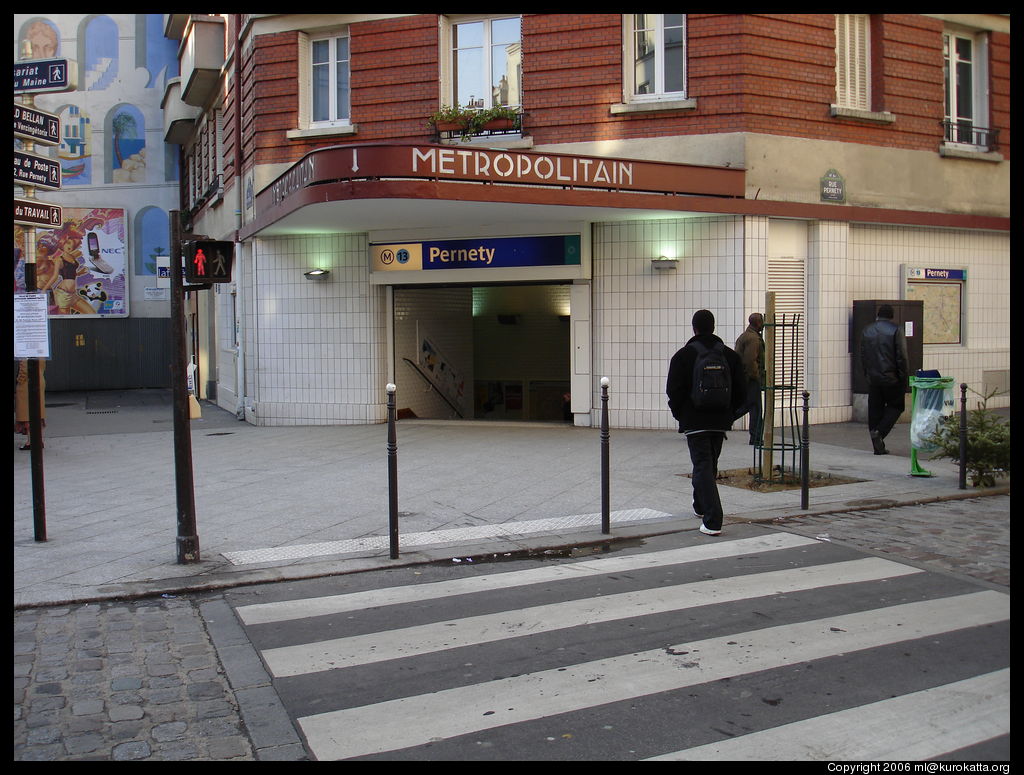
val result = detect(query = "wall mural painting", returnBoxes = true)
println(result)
[109,104,147,184]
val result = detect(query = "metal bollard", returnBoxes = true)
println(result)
[800,391,810,510]
[386,383,399,558]
[600,377,610,535]
[958,383,968,490]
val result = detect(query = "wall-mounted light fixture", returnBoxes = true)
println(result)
[303,268,330,280]
[651,256,679,270]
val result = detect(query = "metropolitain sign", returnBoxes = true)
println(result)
[261,144,744,211]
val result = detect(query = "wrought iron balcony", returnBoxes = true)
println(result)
[941,120,1000,151]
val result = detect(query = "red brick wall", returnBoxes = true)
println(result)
[350,15,438,140]
[990,30,1011,156]
[226,13,1010,185]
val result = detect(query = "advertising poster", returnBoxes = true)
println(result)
[14,208,128,317]
[418,327,467,415]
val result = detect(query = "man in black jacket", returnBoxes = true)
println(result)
[666,310,747,536]
[859,304,909,455]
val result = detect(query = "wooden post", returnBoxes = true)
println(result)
[763,292,776,477]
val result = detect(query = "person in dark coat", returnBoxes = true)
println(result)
[666,310,747,536]
[733,312,765,445]
[859,304,909,455]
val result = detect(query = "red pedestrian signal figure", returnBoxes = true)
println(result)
[184,241,234,283]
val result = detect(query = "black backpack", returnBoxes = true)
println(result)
[690,340,732,410]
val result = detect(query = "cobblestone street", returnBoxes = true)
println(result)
[14,597,254,761]
[772,495,1010,589]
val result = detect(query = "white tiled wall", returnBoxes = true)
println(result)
[590,216,1009,431]
[807,220,852,423]
[241,233,389,425]
[848,224,1010,409]
[226,219,1007,428]
[591,216,747,429]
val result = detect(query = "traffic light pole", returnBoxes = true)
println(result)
[24,229,47,542]
[169,211,200,563]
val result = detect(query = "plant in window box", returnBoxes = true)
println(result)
[477,105,521,132]
[428,104,520,141]
[428,104,472,133]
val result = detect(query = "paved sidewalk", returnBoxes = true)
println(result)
[14,390,1010,608]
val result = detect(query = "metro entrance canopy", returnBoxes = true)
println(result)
[239,143,1008,242]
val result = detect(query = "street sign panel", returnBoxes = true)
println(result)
[14,104,61,145]
[13,58,77,94]
[14,198,62,228]
[14,150,62,190]
[184,241,234,283]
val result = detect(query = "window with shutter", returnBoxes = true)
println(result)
[835,14,870,111]
[767,256,806,408]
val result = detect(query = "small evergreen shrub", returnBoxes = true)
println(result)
[927,387,1010,487]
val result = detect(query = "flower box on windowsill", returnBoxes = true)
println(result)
[481,117,515,131]
[429,105,521,142]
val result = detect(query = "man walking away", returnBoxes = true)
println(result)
[666,310,747,536]
[859,304,909,455]
[733,312,765,445]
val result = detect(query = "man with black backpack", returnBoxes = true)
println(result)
[666,310,747,536]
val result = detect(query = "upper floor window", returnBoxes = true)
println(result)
[943,29,994,150]
[311,33,350,124]
[628,14,686,100]
[835,14,870,111]
[186,109,223,211]
[450,16,521,109]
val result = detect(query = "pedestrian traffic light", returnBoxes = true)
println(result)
[184,241,234,284]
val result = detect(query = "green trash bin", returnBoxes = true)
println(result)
[908,373,956,477]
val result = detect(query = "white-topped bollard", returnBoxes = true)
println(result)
[600,377,610,534]
[386,383,399,558]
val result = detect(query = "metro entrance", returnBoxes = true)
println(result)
[393,283,571,422]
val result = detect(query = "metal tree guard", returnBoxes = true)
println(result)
[755,293,805,485]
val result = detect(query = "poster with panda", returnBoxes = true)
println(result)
[14,207,128,317]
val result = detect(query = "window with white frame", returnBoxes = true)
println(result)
[450,16,521,110]
[943,28,993,149]
[835,14,870,111]
[628,14,686,100]
[310,32,350,124]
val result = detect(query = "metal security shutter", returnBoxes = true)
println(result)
[835,14,870,111]
[767,256,805,404]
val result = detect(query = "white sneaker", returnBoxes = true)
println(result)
[699,523,722,536]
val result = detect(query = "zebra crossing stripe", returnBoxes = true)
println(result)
[261,557,922,677]
[296,590,1008,760]
[235,532,818,625]
[646,668,1010,761]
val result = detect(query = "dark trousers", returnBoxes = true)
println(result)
[868,383,905,439]
[734,378,762,443]
[687,431,725,530]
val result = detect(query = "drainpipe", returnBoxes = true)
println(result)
[233,14,247,420]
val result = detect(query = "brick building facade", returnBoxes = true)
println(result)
[163,13,1009,429]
